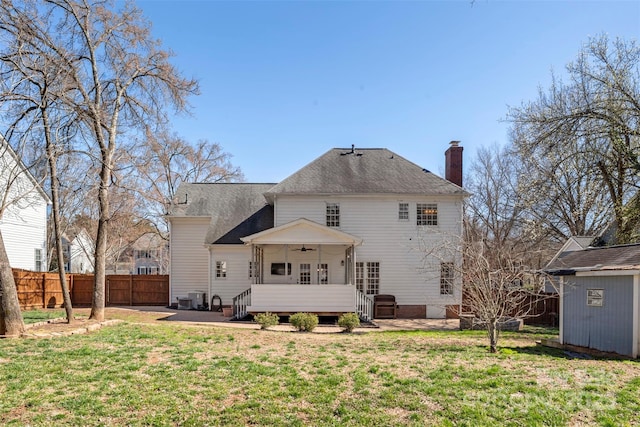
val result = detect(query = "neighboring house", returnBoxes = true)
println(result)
[61,228,94,273]
[132,232,169,275]
[103,232,168,275]
[168,142,468,319]
[544,236,598,293]
[0,139,50,271]
[545,244,640,358]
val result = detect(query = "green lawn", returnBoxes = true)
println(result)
[1,315,638,426]
[22,309,67,324]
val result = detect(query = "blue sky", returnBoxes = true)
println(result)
[136,0,639,183]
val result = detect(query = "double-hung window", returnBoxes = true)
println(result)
[398,203,409,221]
[417,203,438,226]
[216,261,227,279]
[34,249,43,272]
[326,203,340,227]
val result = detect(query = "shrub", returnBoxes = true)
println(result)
[338,312,360,332]
[289,312,319,332]
[254,312,279,330]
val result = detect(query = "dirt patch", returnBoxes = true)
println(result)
[22,316,122,338]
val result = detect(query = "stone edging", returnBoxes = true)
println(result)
[21,319,123,338]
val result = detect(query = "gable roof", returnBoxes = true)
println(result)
[168,183,276,245]
[241,218,362,246]
[545,243,640,275]
[545,236,597,267]
[0,137,51,204]
[210,205,274,244]
[264,148,467,199]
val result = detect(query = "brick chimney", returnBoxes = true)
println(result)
[445,141,463,187]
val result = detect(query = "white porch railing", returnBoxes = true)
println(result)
[355,289,373,321]
[232,285,373,322]
[232,288,251,320]
[247,284,355,313]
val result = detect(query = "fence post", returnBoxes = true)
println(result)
[129,274,133,306]
[42,273,46,309]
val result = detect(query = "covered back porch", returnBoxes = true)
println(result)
[233,218,373,320]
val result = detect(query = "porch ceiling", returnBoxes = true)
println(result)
[241,218,362,246]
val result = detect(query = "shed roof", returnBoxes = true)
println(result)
[545,243,640,275]
[264,148,467,198]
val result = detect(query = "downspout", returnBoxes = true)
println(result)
[207,245,213,311]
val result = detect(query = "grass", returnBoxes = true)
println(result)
[22,309,67,324]
[1,311,638,426]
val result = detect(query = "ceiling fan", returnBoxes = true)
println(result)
[291,245,316,252]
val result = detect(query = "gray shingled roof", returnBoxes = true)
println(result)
[264,148,467,198]
[545,244,640,275]
[168,183,275,245]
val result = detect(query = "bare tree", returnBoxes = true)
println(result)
[130,129,243,237]
[465,144,556,269]
[508,35,640,243]
[0,0,198,321]
[456,145,559,351]
[0,6,79,322]
[460,232,550,353]
[420,223,552,353]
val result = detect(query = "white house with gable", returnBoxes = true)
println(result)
[168,143,467,319]
[0,139,50,271]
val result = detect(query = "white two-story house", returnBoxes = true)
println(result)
[0,139,50,271]
[168,143,467,319]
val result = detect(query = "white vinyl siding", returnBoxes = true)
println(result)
[275,194,463,315]
[169,217,211,302]
[0,190,48,271]
[209,245,253,305]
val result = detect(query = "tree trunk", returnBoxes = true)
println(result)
[89,163,110,322]
[0,229,25,337]
[46,139,74,323]
[487,319,499,353]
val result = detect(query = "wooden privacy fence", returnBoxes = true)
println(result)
[461,290,559,326]
[13,269,169,309]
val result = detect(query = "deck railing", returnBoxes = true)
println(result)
[232,288,251,320]
[355,289,373,321]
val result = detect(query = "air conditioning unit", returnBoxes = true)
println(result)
[177,297,192,310]
[188,291,206,310]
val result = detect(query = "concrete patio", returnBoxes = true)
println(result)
[110,306,460,332]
